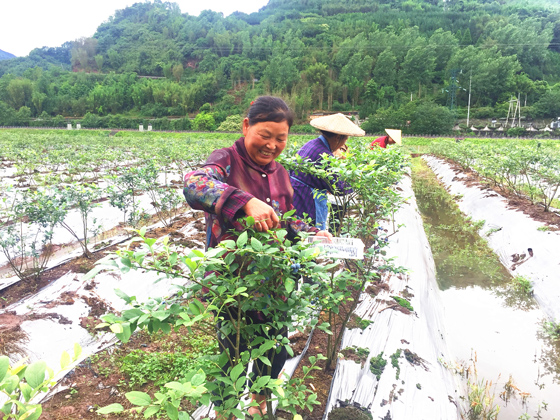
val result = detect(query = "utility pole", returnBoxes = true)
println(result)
[518,92,521,128]
[466,73,472,128]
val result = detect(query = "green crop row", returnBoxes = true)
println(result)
[429,139,560,211]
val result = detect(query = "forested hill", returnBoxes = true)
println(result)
[0,50,15,60]
[1,0,560,134]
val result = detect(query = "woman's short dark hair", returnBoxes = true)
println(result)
[247,96,295,128]
[320,130,348,141]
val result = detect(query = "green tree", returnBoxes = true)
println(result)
[14,106,32,126]
[94,54,104,71]
[533,90,560,117]
[362,106,407,134]
[373,49,397,87]
[399,43,436,97]
[192,112,216,131]
[217,115,243,132]
[172,63,184,82]
[6,78,33,110]
[409,102,455,134]
[461,28,472,45]
[483,18,553,78]
[447,46,521,106]
[0,101,16,125]
[429,29,459,82]
[71,37,98,71]
[263,55,299,94]
[303,62,328,110]
[360,79,383,118]
[340,53,373,108]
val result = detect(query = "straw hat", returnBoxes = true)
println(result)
[384,129,402,145]
[310,113,365,137]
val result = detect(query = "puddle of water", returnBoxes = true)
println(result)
[443,287,560,419]
[411,158,560,419]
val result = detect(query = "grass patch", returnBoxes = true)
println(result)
[369,352,387,380]
[90,327,218,390]
[392,296,414,312]
[543,320,560,341]
[347,314,373,330]
[340,346,370,365]
[510,275,533,296]
[390,349,402,379]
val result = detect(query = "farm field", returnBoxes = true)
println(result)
[1,129,560,420]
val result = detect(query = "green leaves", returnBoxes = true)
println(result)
[0,356,8,382]
[126,391,152,406]
[250,237,263,251]
[97,403,124,414]
[237,231,248,247]
[24,361,46,389]
[0,346,82,420]
[229,363,245,382]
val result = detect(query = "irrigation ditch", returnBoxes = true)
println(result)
[412,157,560,419]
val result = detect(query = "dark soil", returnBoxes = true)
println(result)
[339,347,369,367]
[0,311,27,356]
[328,405,372,420]
[290,331,310,357]
[0,212,203,308]
[40,323,216,420]
[40,332,158,420]
[290,286,364,420]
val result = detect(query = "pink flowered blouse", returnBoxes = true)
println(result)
[183,137,318,249]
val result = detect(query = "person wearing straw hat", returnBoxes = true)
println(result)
[290,113,365,230]
[371,128,402,148]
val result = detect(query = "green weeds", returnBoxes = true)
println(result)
[392,296,414,312]
[543,320,560,341]
[121,347,217,387]
[390,350,402,379]
[510,275,533,296]
[369,352,387,380]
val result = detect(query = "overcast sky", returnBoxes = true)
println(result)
[1,0,270,57]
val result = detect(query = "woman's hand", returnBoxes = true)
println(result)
[242,198,280,232]
[315,230,333,242]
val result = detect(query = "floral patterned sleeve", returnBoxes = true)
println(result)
[183,165,254,223]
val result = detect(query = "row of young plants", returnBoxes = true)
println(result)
[0,160,186,283]
[428,140,560,211]
[78,142,409,419]
[0,130,239,187]
[1,130,355,188]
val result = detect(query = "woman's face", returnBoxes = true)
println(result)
[243,118,289,166]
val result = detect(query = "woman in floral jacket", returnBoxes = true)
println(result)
[183,96,330,416]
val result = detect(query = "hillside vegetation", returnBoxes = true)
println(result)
[1,0,560,134]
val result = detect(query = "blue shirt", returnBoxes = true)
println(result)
[289,137,352,225]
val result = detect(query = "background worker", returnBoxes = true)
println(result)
[371,128,402,148]
[290,113,365,231]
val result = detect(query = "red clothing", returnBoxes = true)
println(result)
[371,135,390,149]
